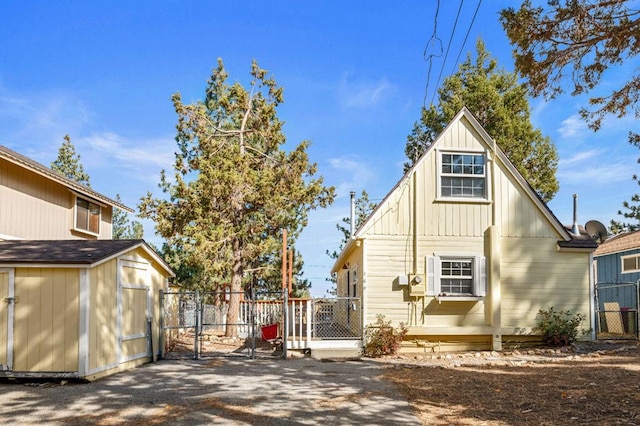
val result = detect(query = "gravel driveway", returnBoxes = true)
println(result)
[0,357,421,425]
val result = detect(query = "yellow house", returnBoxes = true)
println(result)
[0,146,174,378]
[331,108,597,352]
[0,144,130,241]
[0,239,174,380]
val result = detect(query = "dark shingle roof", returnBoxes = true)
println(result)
[557,225,598,250]
[0,239,146,265]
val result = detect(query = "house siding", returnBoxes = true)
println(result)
[596,249,640,284]
[0,158,113,240]
[500,238,590,329]
[345,111,592,351]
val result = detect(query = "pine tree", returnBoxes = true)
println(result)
[51,135,91,186]
[112,194,144,239]
[405,40,559,202]
[139,59,335,336]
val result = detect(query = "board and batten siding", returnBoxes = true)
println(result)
[12,268,79,372]
[0,159,113,240]
[354,114,588,344]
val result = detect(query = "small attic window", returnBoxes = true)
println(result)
[75,197,101,235]
[439,152,486,199]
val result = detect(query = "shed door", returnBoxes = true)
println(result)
[117,258,151,363]
[0,269,13,370]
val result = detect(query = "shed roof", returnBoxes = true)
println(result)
[0,144,133,212]
[594,230,640,256]
[0,239,174,275]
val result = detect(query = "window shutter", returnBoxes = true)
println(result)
[426,255,441,296]
[337,271,346,296]
[475,256,487,297]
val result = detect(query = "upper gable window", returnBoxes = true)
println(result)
[75,197,100,235]
[440,153,486,198]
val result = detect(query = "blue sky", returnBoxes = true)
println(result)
[1,1,638,296]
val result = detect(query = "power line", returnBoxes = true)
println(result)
[431,0,465,106]
[423,0,443,108]
[450,0,483,76]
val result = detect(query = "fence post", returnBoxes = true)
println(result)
[159,289,165,359]
[305,299,312,349]
[251,287,256,359]
[282,289,288,359]
[194,290,200,360]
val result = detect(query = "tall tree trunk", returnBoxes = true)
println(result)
[225,237,243,337]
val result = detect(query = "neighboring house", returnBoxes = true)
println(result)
[0,144,131,240]
[593,231,640,336]
[594,230,640,284]
[0,240,174,380]
[0,145,174,379]
[331,108,597,353]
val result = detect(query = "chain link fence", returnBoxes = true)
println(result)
[595,282,639,340]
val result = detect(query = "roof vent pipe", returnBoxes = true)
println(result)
[350,191,356,238]
[572,193,580,235]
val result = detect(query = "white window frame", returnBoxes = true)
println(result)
[436,149,489,202]
[621,254,640,274]
[74,196,101,236]
[427,254,486,300]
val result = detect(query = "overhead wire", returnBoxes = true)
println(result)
[422,0,443,108]
[450,0,483,76]
[430,0,466,106]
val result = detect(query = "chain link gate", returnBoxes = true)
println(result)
[160,288,286,359]
[595,281,639,340]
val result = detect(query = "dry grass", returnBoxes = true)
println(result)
[383,342,640,425]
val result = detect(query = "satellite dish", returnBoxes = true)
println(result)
[585,220,608,244]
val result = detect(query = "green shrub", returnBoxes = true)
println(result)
[533,307,585,347]
[364,314,408,357]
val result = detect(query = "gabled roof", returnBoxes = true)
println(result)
[595,230,640,256]
[0,239,174,276]
[332,107,593,272]
[0,144,133,212]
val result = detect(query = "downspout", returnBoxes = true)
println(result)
[413,172,418,275]
[589,252,596,341]
[490,140,502,351]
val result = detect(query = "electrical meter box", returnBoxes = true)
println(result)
[408,274,426,296]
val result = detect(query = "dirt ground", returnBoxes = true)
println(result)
[165,332,640,424]
[379,340,640,425]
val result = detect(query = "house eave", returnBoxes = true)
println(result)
[0,144,133,213]
[331,237,360,274]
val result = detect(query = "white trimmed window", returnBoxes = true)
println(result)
[427,254,486,298]
[621,254,640,273]
[440,152,486,198]
[75,197,101,235]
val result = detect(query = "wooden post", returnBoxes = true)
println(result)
[282,228,287,292]
[288,249,293,297]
